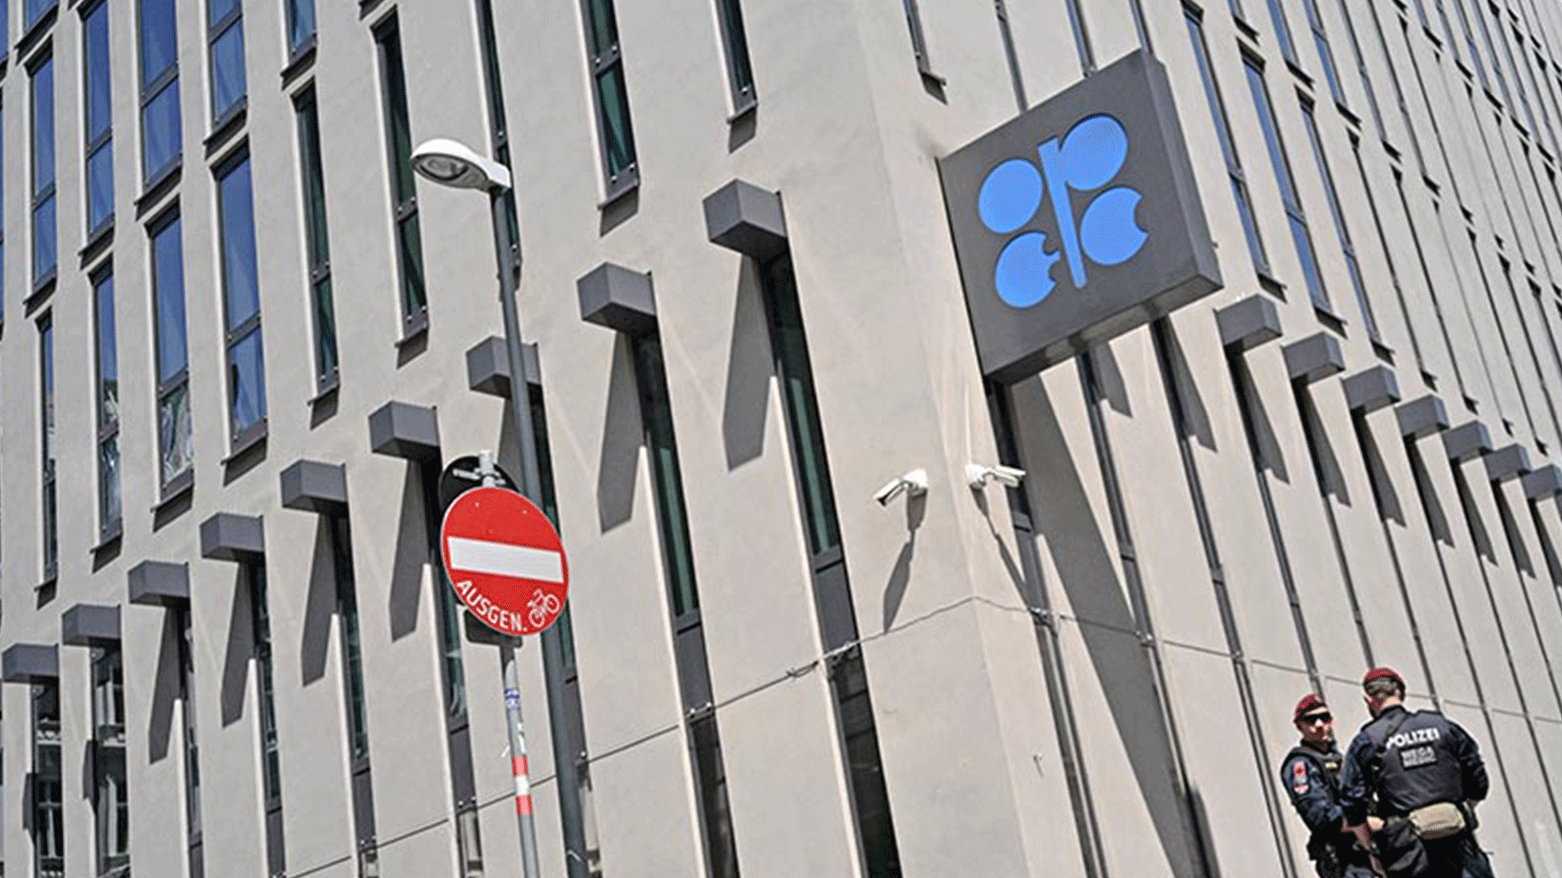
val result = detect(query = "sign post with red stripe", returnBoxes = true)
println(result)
[441,468,570,878]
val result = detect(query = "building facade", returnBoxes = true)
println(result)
[0,0,1561,874]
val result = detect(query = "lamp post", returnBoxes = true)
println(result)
[412,137,589,878]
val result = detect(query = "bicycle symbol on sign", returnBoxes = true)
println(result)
[527,589,561,629]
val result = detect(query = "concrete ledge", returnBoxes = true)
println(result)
[128,560,189,607]
[280,460,348,515]
[200,513,265,563]
[578,263,657,337]
[1485,444,1531,483]
[1395,395,1448,439]
[368,401,440,462]
[466,337,542,398]
[1523,464,1562,499]
[2,643,59,683]
[1215,295,1283,351]
[703,180,788,261]
[1444,421,1492,462]
[62,604,122,647]
[1343,366,1400,414]
[1283,333,1345,384]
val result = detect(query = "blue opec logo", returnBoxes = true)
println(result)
[976,114,1149,308]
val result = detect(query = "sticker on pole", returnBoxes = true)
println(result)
[440,486,569,636]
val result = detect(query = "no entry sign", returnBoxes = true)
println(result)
[440,487,569,636]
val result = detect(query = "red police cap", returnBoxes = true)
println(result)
[1363,666,1404,688]
[1293,693,1329,721]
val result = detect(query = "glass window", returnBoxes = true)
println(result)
[1186,12,1269,274]
[152,215,193,487]
[375,20,427,330]
[24,0,55,31]
[209,0,246,123]
[902,0,932,72]
[716,0,755,108]
[690,715,739,878]
[86,1,114,236]
[218,157,266,440]
[331,517,370,760]
[286,0,314,54]
[32,53,57,285]
[1244,58,1329,307]
[92,648,130,875]
[40,316,57,580]
[95,268,122,535]
[1301,104,1375,336]
[295,90,337,387]
[139,0,181,182]
[634,336,700,617]
[582,0,638,192]
[35,681,64,878]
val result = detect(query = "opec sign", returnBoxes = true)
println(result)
[940,50,1223,384]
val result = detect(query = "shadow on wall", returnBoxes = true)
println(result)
[723,260,772,471]
[220,566,253,727]
[1160,323,1219,454]
[882,491,928,632]
[388,464,427,641]
[147,611,179,763]
[1296,391,1352,506]
[598,334,643,532]
[1355,418,1406,526]
[1015,371,1205,878]
[300,516,335,686]
[1231,359,1292,485]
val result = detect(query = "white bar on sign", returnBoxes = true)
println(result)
[448,538,565,583]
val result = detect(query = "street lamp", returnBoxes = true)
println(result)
[412,136,587,878]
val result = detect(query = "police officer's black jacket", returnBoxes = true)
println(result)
[1339,705,1489,824]
[1283,739,1372,869]
[1283,741,1348,840]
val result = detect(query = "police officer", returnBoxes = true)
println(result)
[1339,667,1494,878]
[1283,693,1378,878]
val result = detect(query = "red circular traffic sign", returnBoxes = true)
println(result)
[440,487,569,636]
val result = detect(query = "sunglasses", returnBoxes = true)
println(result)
[1302,713,1333,724]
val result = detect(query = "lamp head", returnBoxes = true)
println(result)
[412,138,511,191]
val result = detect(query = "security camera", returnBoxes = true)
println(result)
[966,463,1026,490]
[874,469,929,506]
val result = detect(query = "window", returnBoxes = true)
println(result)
[375,18,426,333]
[636,337,698,618]
[1300,103,1375,335]
[216,154,267,446]
[139,0,181,182]
[295,89,337,389]
[1186,11,1270,274]
[1300,0,1345,106]
[629,333,741,876]
[581,0,638,196]
[92,648,129,877]
[331,516,369,760]
[25,0,55,32]
[285,0,314,56]
[35,681,64,878]
[85,0,114,237]
[715,0,755,111]
[1262,0,1299,66]
[208,0,246,124]
[94,267,122,537]
[40,315,57,581]
[902,0,934,75]
[176,606,205,874]
[31,51,57,288]
[1244,58,1329,307]
[151,212,193,491]
[249,564,287,878]
[759,253,902,877]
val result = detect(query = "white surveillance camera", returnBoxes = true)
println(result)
[874,468,929,506]
[966,463,1026,490]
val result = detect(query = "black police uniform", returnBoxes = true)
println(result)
[1340,705,1495,878]
[1282,741,1377,878]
